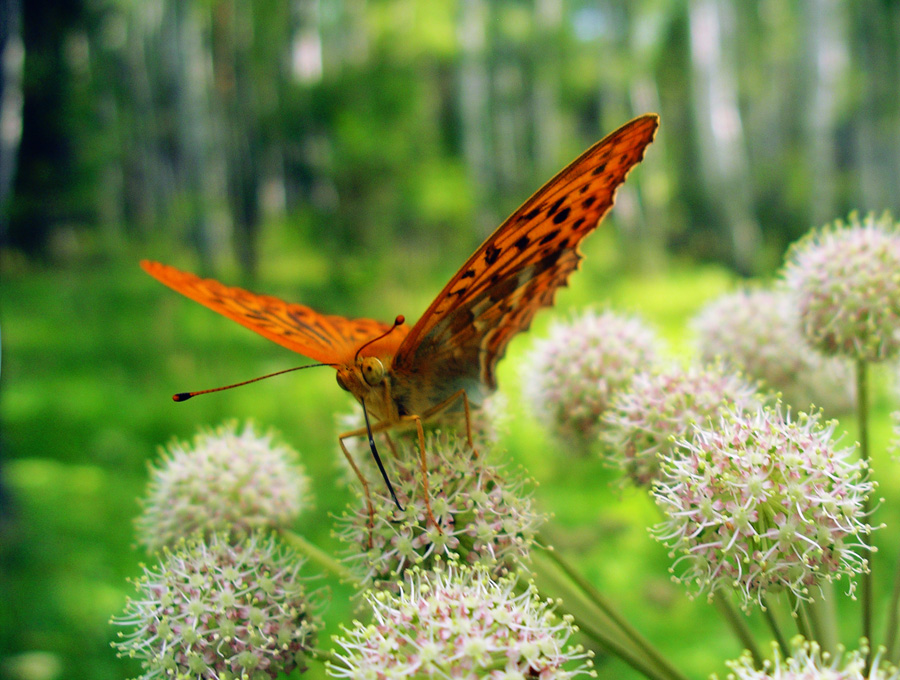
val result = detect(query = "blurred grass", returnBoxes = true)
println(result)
[1,243,897,680]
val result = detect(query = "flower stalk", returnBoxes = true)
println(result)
[884,553,900,662]
[534,540,690,680]
[714,593,763,667]
[282,530,356,584]
[858,358,873,661]
[760,596,790,659]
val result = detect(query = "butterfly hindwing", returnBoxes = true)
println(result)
[391,114,658,407]
[140,260,401,365]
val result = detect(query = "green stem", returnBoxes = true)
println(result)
[526,560,668,680]
[790,593,813,641]
[535,541,690,680]
[761,596,790,658]
[282,530,357,584]
[801,600,822,648]
[567,603,675,680]
[806,586,837,654]
[883,554,900,662]
[714,593,762,667]
[857,358,873,666]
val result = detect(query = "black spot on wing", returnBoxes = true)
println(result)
[547,196,565,216]
[539,229,560,245]
[461,269,475,279]
[514,235,530,251]
[521,207,541,221]
[582,196,596,209]
[572,217,585,230]
[591,161,608,176]
[552,206,571,225]
[484,244,502,265]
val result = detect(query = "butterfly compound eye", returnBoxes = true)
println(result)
[361,357,385,386]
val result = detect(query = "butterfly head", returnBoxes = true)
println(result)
[334,315,406,417]
[335,355,385,393]
[334,354,398,423]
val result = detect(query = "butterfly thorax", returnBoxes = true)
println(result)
[335,351,474,425]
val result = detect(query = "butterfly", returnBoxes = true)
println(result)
[142,113,658,528]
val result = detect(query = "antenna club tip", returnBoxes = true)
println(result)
[395,315,405,326]
[173,393,193,402]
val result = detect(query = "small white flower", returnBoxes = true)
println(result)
[336,433,544,589]
[328,563,594,679]
[112,533,319,679]
[726,639,896,680]
[524,309,662,450]
[692,287,855,414]
[783,211,900,362]
[653,405,874,608]
[602,362,762,486]
[136,421,310,552]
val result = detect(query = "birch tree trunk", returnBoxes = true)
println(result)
[457,0,496,235]
[688,0,761,274]
[212,0,260,280]
[802,0,846,226]
[173,1,226,270]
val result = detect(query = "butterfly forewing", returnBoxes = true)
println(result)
[140,260,403,365]
[391,114,658,407]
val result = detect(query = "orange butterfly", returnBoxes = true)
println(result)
[142,114,658,527]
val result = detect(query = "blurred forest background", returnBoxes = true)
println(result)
[3,1,900,679]
[5,0,900,273]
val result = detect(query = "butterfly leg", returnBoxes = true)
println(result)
[459,389,475,454]
[337,433,377,549]
[407,414,443,535]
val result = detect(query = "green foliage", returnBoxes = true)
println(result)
[3,253,896,679]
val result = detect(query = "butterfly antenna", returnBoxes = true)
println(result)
[172,363,337,402]
[361,398,404,513]
[355,315,405,362]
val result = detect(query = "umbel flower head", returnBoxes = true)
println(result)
[602,362,762,487]
[726,639,897,680]
[328,562,594,679]
[652,405,873,608]
[335,433,544,589]
[692,287,855,414]
[136,421,310,552]
[783,211,900,362]
[524,309,662,451]
[113,532,319,679]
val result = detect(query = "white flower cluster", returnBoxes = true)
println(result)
[653,406,873,607]
[136,421,309,552]
[329,563,594,679]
